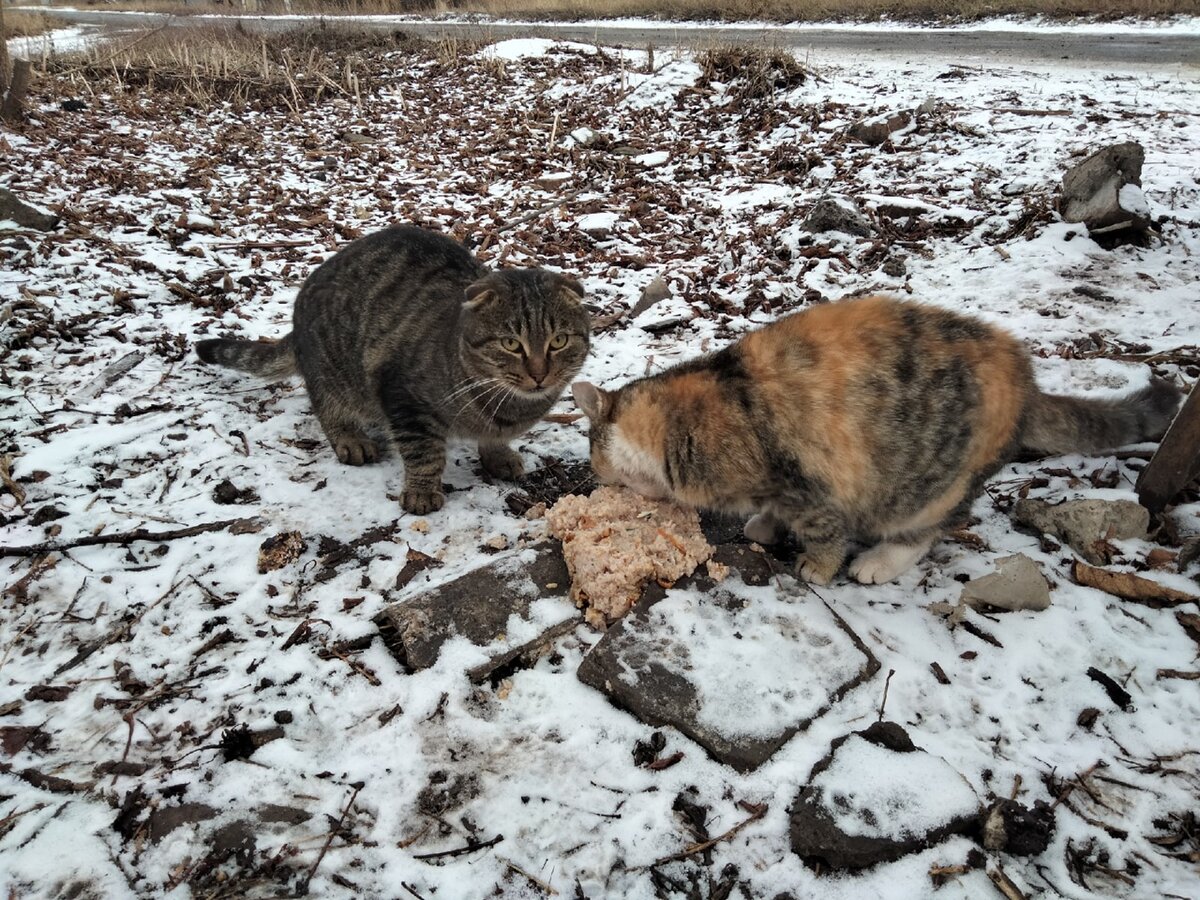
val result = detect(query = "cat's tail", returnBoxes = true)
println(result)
[195,334,297,379]
[1020,377,1181,455]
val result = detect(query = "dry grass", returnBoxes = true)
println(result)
[48,23,424,110]
[30,0,1200,21]
[4,11,58,38]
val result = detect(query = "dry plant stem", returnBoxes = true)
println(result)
[0,518,257,558]
[294,784,362,895]
[877,667,896,721]
[987,864,1029,900]
[650,803,768,867]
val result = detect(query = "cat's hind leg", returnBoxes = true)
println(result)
[743,512,784,544]
[309,385,380,466]
[478,440,524,480]
[849,532,937,584]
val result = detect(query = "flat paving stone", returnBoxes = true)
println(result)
[789,721,980,869]
[375,544,580,681]
[577,544,879,772]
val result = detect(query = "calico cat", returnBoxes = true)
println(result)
[197,225,591,514]
[572,295,1179,585]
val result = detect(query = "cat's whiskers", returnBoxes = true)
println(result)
[440,376,494,408]
[446,379,508,430]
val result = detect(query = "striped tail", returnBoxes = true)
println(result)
[195,334,297,379]
[1021,377,1181,455]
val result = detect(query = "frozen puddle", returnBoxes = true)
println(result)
[578,545,880,771]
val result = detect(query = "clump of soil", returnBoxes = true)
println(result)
[545,485,713,628]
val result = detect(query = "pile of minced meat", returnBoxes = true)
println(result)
[546,486,723,628]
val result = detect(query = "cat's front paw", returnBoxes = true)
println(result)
[795,554,836,586]
[480,445,524,480]
[401,489,445,515]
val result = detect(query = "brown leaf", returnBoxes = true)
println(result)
[1072,560,1199,608]
[394,547,443,590]
[1145,548,1178,571]
[1176,612,1200,647]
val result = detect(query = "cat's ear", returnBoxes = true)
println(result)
[559,276,585,300]
[464,281,495,307]
[572,382,609,420]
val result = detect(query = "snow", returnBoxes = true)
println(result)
[1119,182,1152,217]
[810,735,979,840]
[2,25,1200,900]
[629,585,868,739]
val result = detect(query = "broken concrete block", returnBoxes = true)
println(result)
[1060,142,1150,238]
[848,109,913,146]
[629,275,671,319]
[789,721,979,869]
[1013,498,1149,565]
[801,197,874,237]
[577,544,879,772]
[961,554,1051,611]
[374,543,580,680]
[0,188,60,231]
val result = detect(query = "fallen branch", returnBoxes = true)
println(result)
[1072,561,1198,609]
[0,518,259,558]
[73,350,145,401]
[650,802,767,867]
[413,833,504,861]
[1157,669,1200,681]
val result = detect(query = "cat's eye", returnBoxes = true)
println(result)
[548,333,569,351]
[499,337,523,353]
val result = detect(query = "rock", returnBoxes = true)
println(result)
[848,109,913,146]
[629,275,671,319]
[961,554,1051,612]
[61,98,88,112]
[0,188,60,232]
[212,479,259,505]
[1013,498,1149,565]
[980,799,1055,855]
[881,257,907,277]
[1060,142,1150,239]
[577,545,879,772]
[147,803,219,842]
[569,126,600,147]
[789,722,979,869]
[577,211,618,238]
[374,543,580,680]
[801,197,873,238]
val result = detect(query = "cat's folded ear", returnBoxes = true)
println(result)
[572,382,610,420]
[464,281,495,307]
[559,276,585,300]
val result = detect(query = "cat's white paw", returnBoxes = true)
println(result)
[849,541,930,585]
[743,513,780,544]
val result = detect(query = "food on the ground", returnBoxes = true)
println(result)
[546,485,714,628]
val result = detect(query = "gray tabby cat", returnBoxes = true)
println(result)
[197,225,591,514]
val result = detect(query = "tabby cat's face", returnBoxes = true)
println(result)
[460,270,591,398]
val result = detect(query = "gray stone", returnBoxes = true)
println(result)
[629,275,671,319]
[961,554,1051,612]
[848,109,913,146]
[0,188,59,231]
[147,803,219,843]
[577,544,879,772]
[1013,498,1149,565]
[375,543,580,680]
[789,722,979,870]
[801,197,874,238]
[1060,142,1150,237]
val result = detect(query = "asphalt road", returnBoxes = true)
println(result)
[22,8,1200,66]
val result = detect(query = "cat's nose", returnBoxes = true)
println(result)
[527,356,549,385]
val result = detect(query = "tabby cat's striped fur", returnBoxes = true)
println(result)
[198,225,591,514]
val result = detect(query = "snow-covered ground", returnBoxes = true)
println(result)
[2,31,1200,900]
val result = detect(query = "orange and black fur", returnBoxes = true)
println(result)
[573,296,1180,585]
